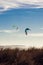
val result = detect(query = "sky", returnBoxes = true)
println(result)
[0,0,43,48]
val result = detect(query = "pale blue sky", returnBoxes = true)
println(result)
[0,9,43,33]
[0,8,43,48]
[0,0,43,48]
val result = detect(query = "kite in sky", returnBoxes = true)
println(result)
[12,25,19,30]
[25,28,31,35]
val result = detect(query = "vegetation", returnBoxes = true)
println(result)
[0,48,43,65]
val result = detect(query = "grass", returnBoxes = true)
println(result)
[0,48,43,65]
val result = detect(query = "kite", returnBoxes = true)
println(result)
[25,28,31,35]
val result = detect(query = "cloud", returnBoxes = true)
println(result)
[0,29,19,33]
[29,33,43,36]
[0,0,43,12]
[0,29,43,37]
[40,28,43,30]
[24,33,43,37]
[14,33,43,37]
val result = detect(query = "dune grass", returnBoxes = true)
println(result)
[0,48,43,65]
